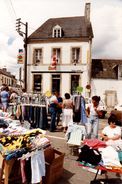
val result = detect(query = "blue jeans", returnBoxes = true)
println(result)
[85,115,99,139]
[49,107,57,131]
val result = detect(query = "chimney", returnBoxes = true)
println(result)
[84,0,91,22]
[2,67,7,72]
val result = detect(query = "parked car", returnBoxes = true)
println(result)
[85,98,107,119]
[114,104,122,111]
[110,110,122,127]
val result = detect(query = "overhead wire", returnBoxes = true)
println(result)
[9,0,17,18]
[4,0,37,35]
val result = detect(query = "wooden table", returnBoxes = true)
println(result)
[0,154,19,184]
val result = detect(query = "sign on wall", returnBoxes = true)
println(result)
[17,49,24,64]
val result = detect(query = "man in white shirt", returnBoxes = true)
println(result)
[48,91,58,132]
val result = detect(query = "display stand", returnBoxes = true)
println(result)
[66,124,86,155]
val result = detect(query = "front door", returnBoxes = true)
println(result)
[33,74,42,92]
[51,74,60,92]
[71,75,80,94]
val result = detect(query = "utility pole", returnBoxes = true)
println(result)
[16,18,28,91]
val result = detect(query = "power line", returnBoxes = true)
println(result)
[4,0,17,25]
[9,0,17,18]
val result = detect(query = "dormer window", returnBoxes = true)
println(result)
[52,25,62,38]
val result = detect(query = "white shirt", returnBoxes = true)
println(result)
[102,125,121,139]
[49,95,58,104]
[89,103,101,116]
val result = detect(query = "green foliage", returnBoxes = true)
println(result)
[76,86,83,93]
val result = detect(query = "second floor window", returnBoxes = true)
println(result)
[52,48,61,64]
[71,48,80,65]
[33,49,42,64]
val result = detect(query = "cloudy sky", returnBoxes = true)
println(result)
[0,0,122,78]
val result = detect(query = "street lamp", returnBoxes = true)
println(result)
[16,18,28,91]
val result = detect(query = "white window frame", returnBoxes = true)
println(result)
[52,48,61,64]
[33,48,43,65]
[52,25,62,38]
[71,48,80,65]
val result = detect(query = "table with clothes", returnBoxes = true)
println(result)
[0,113,50,184]
[77,138,122,183]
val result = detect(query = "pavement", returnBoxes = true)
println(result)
[46,115,122,184]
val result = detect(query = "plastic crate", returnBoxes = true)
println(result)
[43,147,65,184]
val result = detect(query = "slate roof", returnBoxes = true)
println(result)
[0,68,16,78]
[28,16,93,42]
[92,59,122,79]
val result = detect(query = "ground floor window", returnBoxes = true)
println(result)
[33,75,42,92]
[71,75,80,94]
[51,74,60,92]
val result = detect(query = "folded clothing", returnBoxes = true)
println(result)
[0,119,9,128]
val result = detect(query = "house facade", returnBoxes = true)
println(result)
[0,68,17,87]
[27,2,93,97]
[91,59,122,108]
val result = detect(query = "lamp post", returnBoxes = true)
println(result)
[16,18,28,91]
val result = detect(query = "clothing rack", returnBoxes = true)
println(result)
[8,103,48,130]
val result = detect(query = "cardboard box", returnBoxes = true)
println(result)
[43,147,65,184]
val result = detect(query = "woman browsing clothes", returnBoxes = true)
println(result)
[86,96,102,139]
[62,93,73,133]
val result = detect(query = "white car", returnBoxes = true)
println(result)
[114,104,122,111]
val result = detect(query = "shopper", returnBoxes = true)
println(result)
[0,85,10,112]
[56,92,63,126]
[62,93,73,133]
[10,90,18,103]
[48,91,58,132]
[85,95,101,138]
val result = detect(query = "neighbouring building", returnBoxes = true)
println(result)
[27,2,93,97]
[91,59,122,108]
[0,67,17,87]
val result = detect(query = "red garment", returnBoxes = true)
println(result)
[83,138,107,149]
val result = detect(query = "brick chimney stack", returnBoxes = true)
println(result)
[84,0,91,22]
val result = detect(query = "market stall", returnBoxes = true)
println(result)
[77,138,122,183]
[0,111,50,184]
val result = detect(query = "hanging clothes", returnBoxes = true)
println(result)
[31,150,45,183]
[73,95,81,123]
[73,95,87,124]
[80,96,87,124]
[21,105,48,130]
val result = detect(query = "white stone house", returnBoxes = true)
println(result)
[91,59,122,108]
[27,2,93,97]
[0,67,17,87]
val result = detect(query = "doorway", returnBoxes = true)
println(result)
[51,74,60,92]
[33,74,42,92]
[71,75,80,94]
